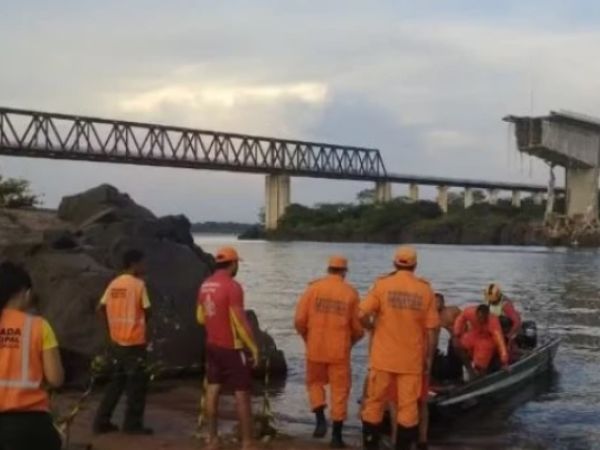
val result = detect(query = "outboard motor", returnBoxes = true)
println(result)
[516,320,537,349]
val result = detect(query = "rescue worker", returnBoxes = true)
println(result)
[360,246,440,450]
[431,293,463,383]
[484,284,522,341]
[436,293,461,337]
[197,246,258,450]
[416,294,460,450]
[294,255,364,448]
[93,249,153,435]
[0,261,64,450]
[453,304,509,376]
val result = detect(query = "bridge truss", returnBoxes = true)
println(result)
[0,107,387,180]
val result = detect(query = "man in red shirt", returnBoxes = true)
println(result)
[453,304,509,376]
[197,246,258,450]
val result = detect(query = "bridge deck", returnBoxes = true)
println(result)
[0,107,553,193]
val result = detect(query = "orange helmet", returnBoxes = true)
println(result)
[394,246,417,268]
[328,255,348,270]
[215,246,241,264]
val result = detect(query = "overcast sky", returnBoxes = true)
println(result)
[2,1,600,222]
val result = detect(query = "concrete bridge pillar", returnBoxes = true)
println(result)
[408,183,419,202]
[375,181,392,203]
[437,185,449,213]
[566,167,599,218]
[511,190,521,208]
[265,174,291,230]
[533,192,544,206]
[464,188,474,209]
[488,189,499,206]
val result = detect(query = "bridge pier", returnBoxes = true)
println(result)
[265,174,290,230]
[408,183,419,202]
[375,181,392,203]
[533,192,544,206]
[464,188,474,208]
[488,189,499,206]
[437,185,449,213]
[511,190,521,208]
[566,167,599,218]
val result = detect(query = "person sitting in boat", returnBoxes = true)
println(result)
[453,304,509,378]
[431,293,463,383]
[484,283,522,342]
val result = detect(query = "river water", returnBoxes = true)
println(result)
[195,236,600,450]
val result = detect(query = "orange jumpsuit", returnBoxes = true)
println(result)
[453,306,509,371]
[294,274,363,421]
[360,271,440,428]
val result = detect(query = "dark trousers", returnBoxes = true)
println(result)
[0,411,61,450]
[94,345,149,430]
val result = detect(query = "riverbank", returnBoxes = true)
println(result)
[248,200,550,246]
[54,382,516,450]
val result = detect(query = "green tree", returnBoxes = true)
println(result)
[356,188,375,205]
[0,176,40,208]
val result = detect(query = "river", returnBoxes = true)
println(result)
[195,236,600,450]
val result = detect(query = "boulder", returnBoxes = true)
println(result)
[58,184,154,225]
[246,310,287,378]
[0,185,287,384]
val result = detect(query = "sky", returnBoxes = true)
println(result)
[2,1,600,222]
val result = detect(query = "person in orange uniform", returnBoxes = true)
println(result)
[453,304,509,376]
[295,255,364,449]
[0,262,64,450]
[360,246,440,450]
[197,246,258,450]
[94,249,153,435]
[484,284,522,341]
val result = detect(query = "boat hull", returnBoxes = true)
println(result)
[430,336,560,416]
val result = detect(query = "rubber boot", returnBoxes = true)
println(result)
[395,425,418,450]
[313,406,328,438]
[330,421,346,448]
[362,421,380,450]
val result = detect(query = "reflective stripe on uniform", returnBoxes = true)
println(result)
[0,315,40,389]
[489,301,503,316]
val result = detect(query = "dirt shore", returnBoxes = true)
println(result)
[53,381,520,450]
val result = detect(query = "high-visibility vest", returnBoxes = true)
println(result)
[0,309,49,412]
[488,299,505,317]
[105,275,147,346]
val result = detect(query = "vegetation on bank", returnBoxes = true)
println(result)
[263,190,551,245]
[191,221,255,234]
[0,176,39,208]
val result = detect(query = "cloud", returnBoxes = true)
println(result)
[423,129,478,153]
[1,1,598,220]
[118,82,328,113]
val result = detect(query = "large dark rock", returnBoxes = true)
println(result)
[0,185,286,384]
[247,310,287,378]
[58,184,155,225]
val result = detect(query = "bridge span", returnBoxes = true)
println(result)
[0,107,551,229]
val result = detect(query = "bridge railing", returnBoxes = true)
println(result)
[0,107,387,180]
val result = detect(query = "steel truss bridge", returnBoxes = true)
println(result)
[0,107,550,193]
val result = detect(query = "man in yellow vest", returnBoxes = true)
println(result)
[93,249,153,435]
[0,261,64,450]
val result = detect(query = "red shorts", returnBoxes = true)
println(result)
[206,344,252,391]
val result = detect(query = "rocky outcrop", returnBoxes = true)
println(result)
[0,185,287,383]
